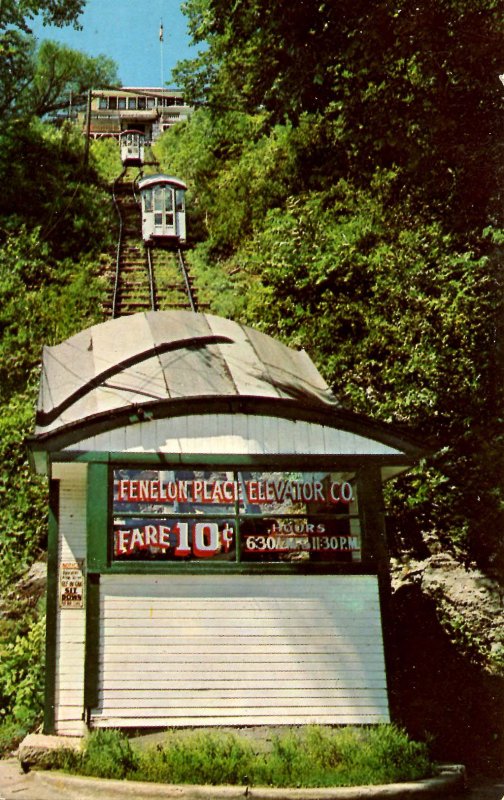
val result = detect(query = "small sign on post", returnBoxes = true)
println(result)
[59,560,84,608]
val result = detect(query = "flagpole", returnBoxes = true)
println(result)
[159,20,164,88]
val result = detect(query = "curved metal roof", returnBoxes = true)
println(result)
[137,174,187,191]
[34,311,338,439]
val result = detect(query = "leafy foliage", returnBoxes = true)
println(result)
[0,223,108,586]
[137,730,254,786]
[89,137,122,183]
[0,117,115,743]
[162,0,504,582]
[233,182,494,433]
[0,0,119,747]
[29,40,119,118]
[0,0,85,32]
[0,120,115,259]
[175,0,504,238]
[0,30,36,119]
[0,0,87,120]
[0,613,45,728]
[81,730,140,779]
[0,0,500,758]
[48,725,432,787]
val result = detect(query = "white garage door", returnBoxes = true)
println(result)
[90,574,389,727]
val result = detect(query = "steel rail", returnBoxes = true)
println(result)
[177,247,197,312]
[111,168,195,317]
[132,169,143,205]
[146,245,157,311]
[111,169,126,318]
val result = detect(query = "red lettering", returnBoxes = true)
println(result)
[246,481,258,503]
[117,480,129,501]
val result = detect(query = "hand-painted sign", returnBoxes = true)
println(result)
[59,561,84,608]
[114,520,234,558]
[115,477,353,505]
[112,469,361,564]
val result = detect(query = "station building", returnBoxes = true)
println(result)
[29,310,425,736]
[80,87,192,142]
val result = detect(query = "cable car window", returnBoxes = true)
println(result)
[109,97,117,110]
[154,214,163,226]
[99,98,107,109]
[175,190,185,212]
[154,188,164,212]
[128,98,136,110]
[118,97,126,110]
[143,190,153,213]
[138,97,146,110]
[164,189,174,213]
[147,97,155,109]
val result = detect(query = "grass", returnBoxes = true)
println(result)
[48,724,433,788]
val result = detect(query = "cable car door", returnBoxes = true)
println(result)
[154,186,175,237]
[127,133,138,158]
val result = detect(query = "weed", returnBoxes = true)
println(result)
[79,730,139,779]
[135,731,254,786]
[47,725,432,788]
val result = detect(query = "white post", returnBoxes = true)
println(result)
[160,21,165,88]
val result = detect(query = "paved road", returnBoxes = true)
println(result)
[463,779,504,799]
[446,781,504,800]
[0,758,502,800]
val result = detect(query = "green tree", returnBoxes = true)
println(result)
[0,0,84,31]
[175,0,504,238]
[156,97,503,575]
[29,40,118,118]
[0,0,86,119]
[234,178,503,573]
[0,118,113,257]
[0,29,36,118]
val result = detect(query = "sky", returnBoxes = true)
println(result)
[30,0,200,88]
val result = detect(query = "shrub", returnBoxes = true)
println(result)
[136,731,254,786]
[250,725,432,788]
[80,730,139,779]
[0,615,45,730]
[50,725,432,788]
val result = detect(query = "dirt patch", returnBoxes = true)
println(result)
[392,554,504,674]
[388,556,504,776]
[131,726,309,753]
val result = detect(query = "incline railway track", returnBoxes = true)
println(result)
[104,168,199,318]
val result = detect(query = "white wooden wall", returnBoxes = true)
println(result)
[91,574,389,728]
[67,414,402,457]
[52,463,88,736]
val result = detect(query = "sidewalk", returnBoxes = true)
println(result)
[0,757,482,800]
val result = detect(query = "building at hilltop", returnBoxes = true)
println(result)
[78,87,192,142]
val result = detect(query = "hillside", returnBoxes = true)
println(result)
[0,0,503,776]
[0,126,115,750]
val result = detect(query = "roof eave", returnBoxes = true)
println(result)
[27,394,430,465]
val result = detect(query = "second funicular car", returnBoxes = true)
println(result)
[138,174,187,244]
[120,130,145,166]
